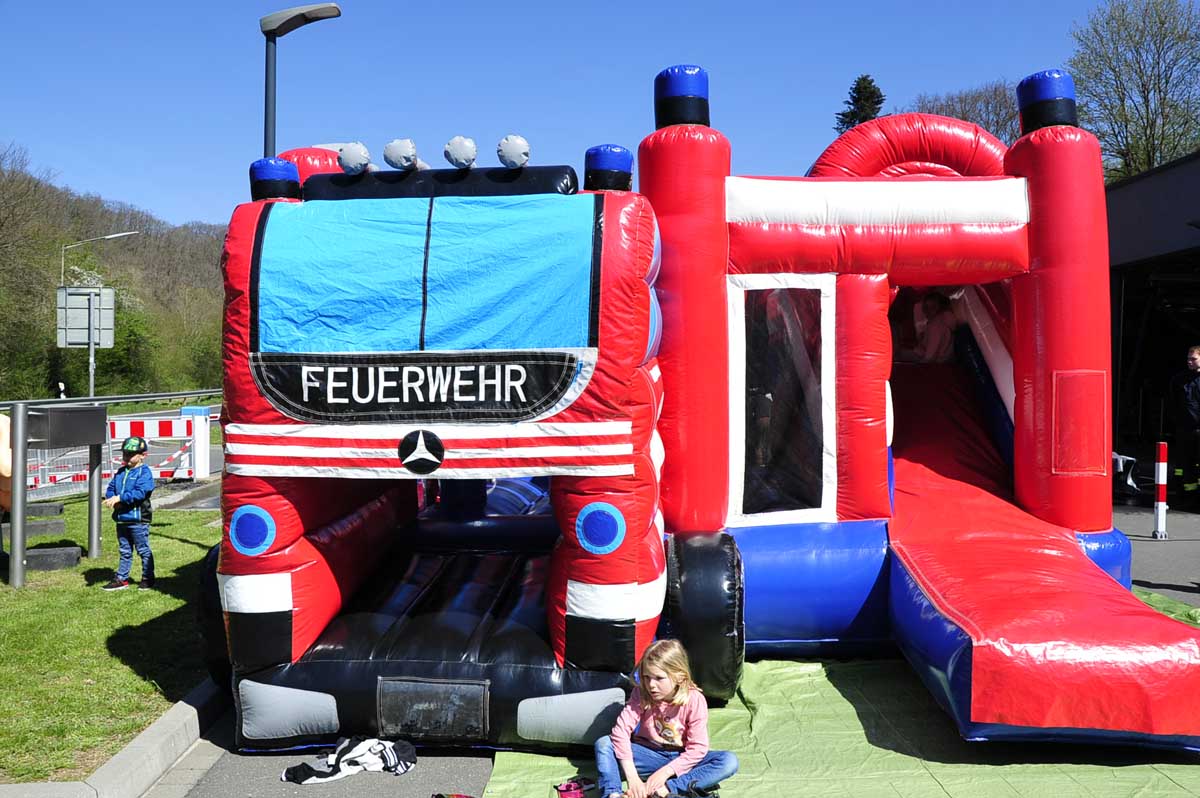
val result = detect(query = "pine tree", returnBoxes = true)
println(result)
[835,74,886,134]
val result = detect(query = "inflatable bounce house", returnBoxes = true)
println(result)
[205,64,1200,753]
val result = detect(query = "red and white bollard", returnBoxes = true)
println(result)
[1155,441,1169,540]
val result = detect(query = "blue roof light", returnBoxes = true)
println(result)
[250,157,300,183]
[655,64,709,101]
[1017,69,1076,110]
[585,144,633,174]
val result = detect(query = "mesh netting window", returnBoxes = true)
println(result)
[743,287,823,514]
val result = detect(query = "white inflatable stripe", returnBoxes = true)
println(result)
[225,421,632,440]
[224,463,634,479]
[725,176,1029,226]
[218,572,293,614]
[885,380,894,448]
[650,430,665,478]
[566,572,668,622]
[958,286,1015,421]
[225,442,633,459]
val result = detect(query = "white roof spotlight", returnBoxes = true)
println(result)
[497,134,530,168]
[384,138,420,171]
[337,142,371,175]
[444,135,477,169]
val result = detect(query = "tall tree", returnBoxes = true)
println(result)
[1068,0,1200,179]
[835,75,886,134]
[910,80,1021,145]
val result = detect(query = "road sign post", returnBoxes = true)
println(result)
[56,286,115,397]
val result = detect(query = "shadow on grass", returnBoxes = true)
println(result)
[824,659,1200,767]
[104,550,209,703]
[82,566,110,586]
[152,528,218,552]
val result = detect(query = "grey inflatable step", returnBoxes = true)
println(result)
[11,546,82,571]
[1,518,67,541]
[27,546,82,571]
[26,503,65,517]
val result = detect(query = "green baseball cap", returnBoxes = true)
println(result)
[121,436,148,454]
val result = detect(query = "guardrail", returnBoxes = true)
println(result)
[0,388,221,412]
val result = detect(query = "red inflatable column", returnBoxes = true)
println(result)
[835,274,892,520]
[546,179,666,670]
[638,66,732,533]
[1005,72,1111,532]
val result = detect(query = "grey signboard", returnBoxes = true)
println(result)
[56,286,114,348]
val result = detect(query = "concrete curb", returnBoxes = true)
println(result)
[154,476,221,509]
[0,679,230,798]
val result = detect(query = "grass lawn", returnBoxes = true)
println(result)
[0,495,221,783]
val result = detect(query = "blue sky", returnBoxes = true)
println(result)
[1,0,1101,227]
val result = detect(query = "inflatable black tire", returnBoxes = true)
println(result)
[197,543,232,692]
[664,533,745,701]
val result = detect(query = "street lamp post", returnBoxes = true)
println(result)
[260,3,342,158]
[59,230,140,397]
[60,230,140,286]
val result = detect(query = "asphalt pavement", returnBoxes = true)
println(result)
[143,716,494,798]
[1115,501,1200,605]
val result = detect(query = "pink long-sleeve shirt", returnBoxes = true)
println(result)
[610,688,710,776]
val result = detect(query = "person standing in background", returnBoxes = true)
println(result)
[1169,346,1200,509]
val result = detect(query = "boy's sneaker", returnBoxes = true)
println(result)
[102,578,129,591]
[138,577,156,590]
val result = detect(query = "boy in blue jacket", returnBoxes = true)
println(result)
[102,436,156,591]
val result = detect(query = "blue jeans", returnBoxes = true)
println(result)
[594,735,738,796]
[116,523,153,582]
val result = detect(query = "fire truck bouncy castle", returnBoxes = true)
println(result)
[210,65,1200,752]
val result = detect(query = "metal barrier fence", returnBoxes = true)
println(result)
[3,390,220,503]
[25,410,218,499]
[24,413,217,502]
[3,390,220,587]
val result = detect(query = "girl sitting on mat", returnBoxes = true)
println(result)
[594,640,739,798]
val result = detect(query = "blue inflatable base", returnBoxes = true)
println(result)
[1076,527,1132,589]
[730,519,889,655]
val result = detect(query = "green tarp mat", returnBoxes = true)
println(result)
[1134,586,1200,628]
[488,654,1199,797]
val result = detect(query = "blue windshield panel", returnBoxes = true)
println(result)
[256,194,598,354]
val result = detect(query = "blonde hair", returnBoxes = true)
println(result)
[636,639,696,706]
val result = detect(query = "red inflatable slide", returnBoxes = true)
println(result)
[890,363,1200,741]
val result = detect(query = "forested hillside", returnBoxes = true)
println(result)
[0,144,227,401]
